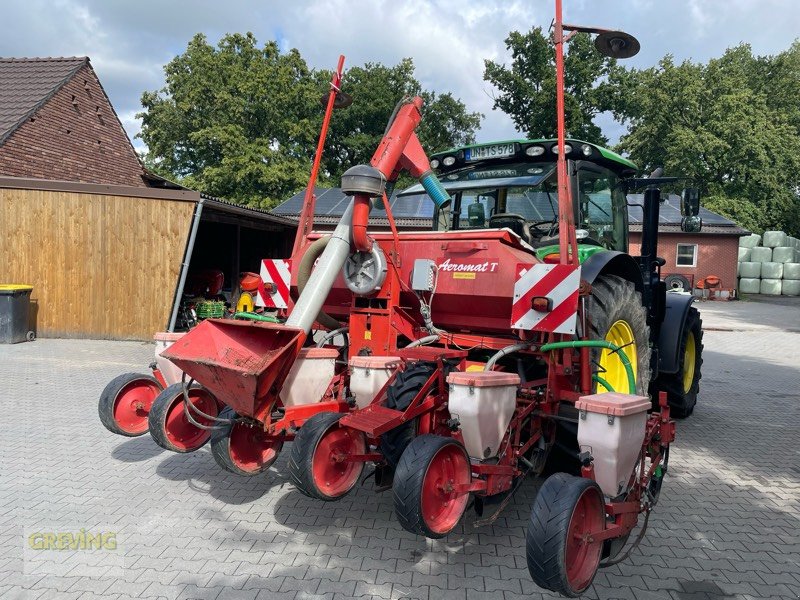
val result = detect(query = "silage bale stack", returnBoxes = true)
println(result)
[738,231,800,296]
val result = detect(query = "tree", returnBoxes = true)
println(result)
[609,45,800,235]
[139,33,319,208]
[139,37,482,208]
[483,28,619,145]
[318,59,482,182]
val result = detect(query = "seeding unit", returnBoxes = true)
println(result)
[98,3,705,596]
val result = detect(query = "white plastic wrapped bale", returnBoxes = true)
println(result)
[782,280,800,296]
[763,230,788,248]
[771,247,795,263]
[738,247,752,262]
[738,278,761,294]
[760,262,784,279]
[783,263,800,280]
[737,262,761,278]
[738,234,761,248]
[749,246,772,262]
[760,279,782,295]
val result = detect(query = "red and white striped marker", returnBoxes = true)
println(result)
[257,259,291,309]
[511,263,581,334]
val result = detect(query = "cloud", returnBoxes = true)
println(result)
[1,0,798,150]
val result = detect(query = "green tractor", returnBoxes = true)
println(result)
[398,137,703,417]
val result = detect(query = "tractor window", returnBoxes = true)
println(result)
[577,169,627,252]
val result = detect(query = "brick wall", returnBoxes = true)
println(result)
[629,232,740,290]
[0,64,146,187]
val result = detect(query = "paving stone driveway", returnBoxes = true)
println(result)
[0,303,798,600]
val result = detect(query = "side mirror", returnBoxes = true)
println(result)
[681,215,702,233]
[681,188,700,217]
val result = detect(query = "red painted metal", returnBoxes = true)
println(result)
[163,387,217,452]
[311,421,366,497]
[554,0,580,266]
[420,442,471,535]
[161,319,305,421]
[226,421,282,473]
[565,484,605,591]
[351,97,426,252]
[112,377,162,435]
[292,55,346,260]
[151,368,168,390]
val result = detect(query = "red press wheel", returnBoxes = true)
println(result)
[98,372,163,437]
[526,473,606,597]
[148,383,218,453]
[211,408,283,476]
[289,412,366,501]
[393,435,472,539]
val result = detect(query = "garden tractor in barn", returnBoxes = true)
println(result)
[96,2,704,595]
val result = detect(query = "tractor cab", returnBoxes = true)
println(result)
[398,139,636,259]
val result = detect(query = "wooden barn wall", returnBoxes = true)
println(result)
[0,188,195,340]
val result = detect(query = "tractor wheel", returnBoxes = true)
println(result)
[655,307,703,418]
[588,275,651,396]
[211,407,283,476]
[379,362,437,467]
[526,473,605,597]
[148,383,218,453]
[393,435,471,539]
[98,373,163,437]
[288,412,366,501]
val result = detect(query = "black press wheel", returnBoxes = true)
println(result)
[656,306,703,418]
[211,407,283,476]
[98,372,163,437]
[526,473,606,597]
[379,362,437,466]
[147,383,218,453]
[288,412,366,501]
[393,434,472,539]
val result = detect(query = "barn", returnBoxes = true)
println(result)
[0,57,294,340]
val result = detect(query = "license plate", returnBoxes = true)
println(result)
[465,143,515,162]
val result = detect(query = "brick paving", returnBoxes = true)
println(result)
[0,302,798,600]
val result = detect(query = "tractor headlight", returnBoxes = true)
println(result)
[442,156,456,167]
[430,159,440,169]
[525,145,545,157]
[551,144,573,154]
[581,144,593,156]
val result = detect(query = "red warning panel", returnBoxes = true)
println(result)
[511,264,581,334]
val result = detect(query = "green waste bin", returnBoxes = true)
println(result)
[0,285,34,343]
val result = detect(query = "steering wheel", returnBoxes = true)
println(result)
[529,219,557,236]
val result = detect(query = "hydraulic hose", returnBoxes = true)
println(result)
[295,235,342,331]
[405,334,440,348]
[540,340,636,394]
[316,326,349,347]
[483,342,534,371]
[234,312,281,323]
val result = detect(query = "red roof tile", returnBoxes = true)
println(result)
[0,56,87,144]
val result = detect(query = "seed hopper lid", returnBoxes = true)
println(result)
[576,392,651,417]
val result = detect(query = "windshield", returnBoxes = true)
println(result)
[396,160,627,252]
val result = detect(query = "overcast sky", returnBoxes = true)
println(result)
[2,0,798,152]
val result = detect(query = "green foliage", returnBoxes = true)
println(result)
[316,59,481,182]
[138,37,481,208]
[483,28,619,144]
[609,45,800,235]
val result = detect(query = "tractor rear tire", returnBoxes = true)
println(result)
[211,407,282,476]
[148,383,217,453]
[379,362,437,467]
[288,412,366,501]
[393,434,471,539]
[588,275,651,396]
[526,473,605,597]
[655,307,703,418]
[98,372,163,437]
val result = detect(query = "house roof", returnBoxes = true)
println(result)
[0,56,88,145]
[271,187,749,235]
